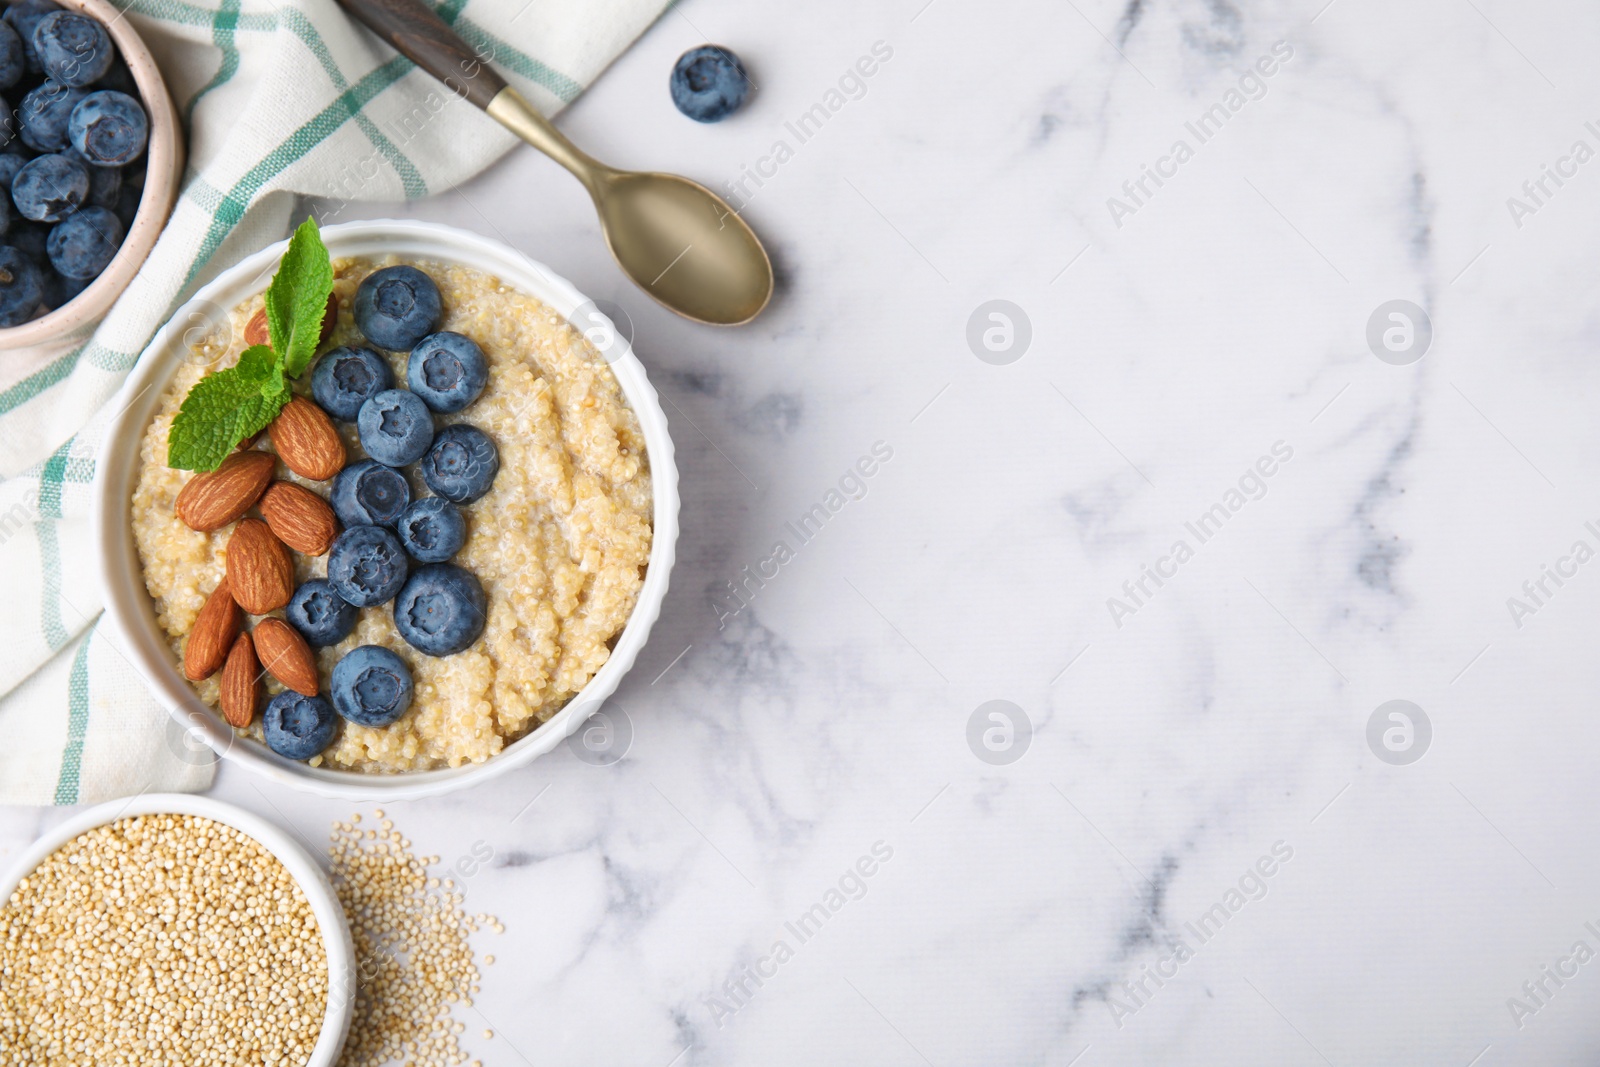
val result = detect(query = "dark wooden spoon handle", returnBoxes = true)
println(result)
[333,0,507,110]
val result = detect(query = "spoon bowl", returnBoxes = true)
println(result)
[594,169,772,325]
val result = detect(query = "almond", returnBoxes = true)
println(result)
[225,518,294,614]
[175,450,276,532]
[183,577,240,681]
[253,617,318,696]
[244,308,268,347]
[243,292,339,350]
[219,631,260,728]
[259,481,340,555]
[268,396,345,481]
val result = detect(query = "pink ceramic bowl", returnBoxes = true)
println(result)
[0,0,183,351]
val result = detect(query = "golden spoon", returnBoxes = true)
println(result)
[333,0,773,326]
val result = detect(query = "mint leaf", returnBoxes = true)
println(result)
[240,341,287,402]
[167,218,331,472]
[166,346,290,471]
[235,343,276,380]
[264,217,333,380]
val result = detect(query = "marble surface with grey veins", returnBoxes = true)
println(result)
[7,0,1600,1063]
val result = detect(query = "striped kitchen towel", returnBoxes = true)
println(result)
[0,0,667,805]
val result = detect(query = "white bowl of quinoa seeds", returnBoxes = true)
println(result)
[0,794,354,1066]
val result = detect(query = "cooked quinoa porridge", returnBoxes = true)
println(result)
[132,256,653,772]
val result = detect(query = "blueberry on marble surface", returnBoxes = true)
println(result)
[330,645,413,727]
[263,691,337,760]
[285,578,357,648]
[353,264,440,350]
[68,89,146,166]
[396,496,465,564]
[312,344,392,421]
[419,424,497,504]
[407,331,487,413]
[330,458,411,528]
[46,203,120,278]
[0,246,42,327]
[358,388,433,467]
[327,524,409,607]
[670,45,750,123]
[393,563,486,657]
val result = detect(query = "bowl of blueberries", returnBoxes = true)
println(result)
[0,0,181,347]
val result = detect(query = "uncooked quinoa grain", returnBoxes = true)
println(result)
[332,814,501,1067]
[0,814,328,1067]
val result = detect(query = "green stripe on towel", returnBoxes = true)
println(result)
[183,0,244,126]
[0,347,84,418]
[52,625,96,805]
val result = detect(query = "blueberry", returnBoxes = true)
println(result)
[419,424,498,504]
[4,1,60,74]
[396,497,465,563]
[112,181,139,228]
[329,645,413,727]
[46,203,119,278]
[353,265,440,350]
[0,245,42,326]
[393,563,486,657]
[64,147,118,206]
[311,345,392,421]
[68,89,145,166]
[0,151,28,191]
[0,191,8,237]
[330,458,410,528]
[12,152,84,221]
[357,388,433,466]
[6,219,47,262]
[18,80,87,152]
[285,578,357,647]
[39,266,85,310]
[407,332,487,413]
[263,691,337,761]
[0,22,22,91]
[670,45,751,123]
[326,524,408,607]
[95,55,135,95]
[32,11,111,88]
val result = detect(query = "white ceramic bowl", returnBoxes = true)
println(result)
[94,220,680,798]
[0,792,355,1066]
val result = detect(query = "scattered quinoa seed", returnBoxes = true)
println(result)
[331,813,501,1067]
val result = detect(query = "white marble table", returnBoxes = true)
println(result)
[10,0,1600,1062]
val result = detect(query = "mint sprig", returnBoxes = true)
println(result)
[167,219,333,472]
